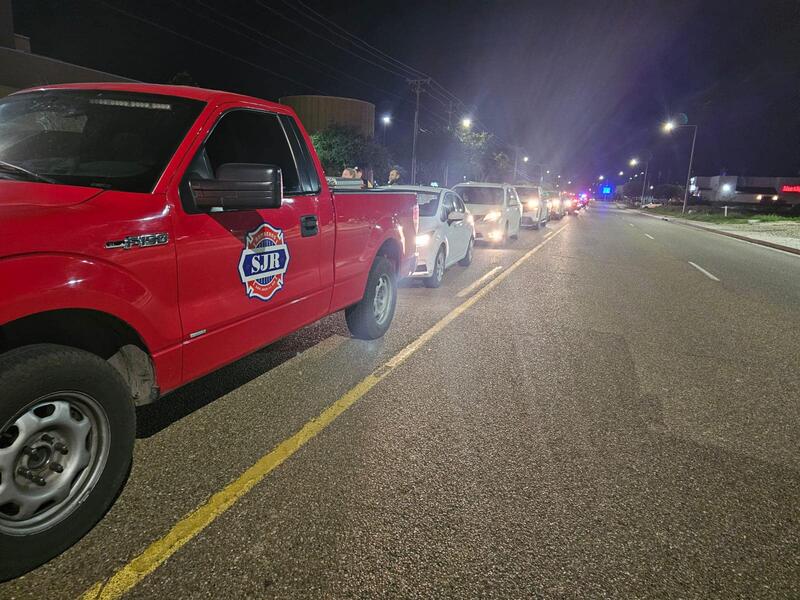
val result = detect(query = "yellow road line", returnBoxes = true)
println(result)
[81,224,568,600]
[456,265,503,297]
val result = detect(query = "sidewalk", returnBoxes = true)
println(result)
[639,210,800,255]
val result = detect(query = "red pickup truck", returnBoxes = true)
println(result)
[0,83,416,578]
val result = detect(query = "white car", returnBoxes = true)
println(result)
[394,186,475,287]
[452,182,522,244]
[514,184,549,229]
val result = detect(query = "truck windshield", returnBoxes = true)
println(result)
[0,90,205,193]
[457,187,503,205]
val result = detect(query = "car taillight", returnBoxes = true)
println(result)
[413,203,419,233]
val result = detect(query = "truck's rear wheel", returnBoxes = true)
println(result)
[0,344,135,581]
[345,256,397,340]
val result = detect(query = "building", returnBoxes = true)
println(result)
[0,0,133,98]
[691,175,800,206]
[280,95,375,138]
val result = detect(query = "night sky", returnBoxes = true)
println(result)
[13,0,800,189]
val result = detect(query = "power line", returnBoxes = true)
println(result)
[94,1,323,93]
[256,0,466,117]
[173,0,409,104]
[288,0,468,110]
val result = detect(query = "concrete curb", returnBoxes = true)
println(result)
[636,211,800,257]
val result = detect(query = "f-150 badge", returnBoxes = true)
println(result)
[238,223,290,301]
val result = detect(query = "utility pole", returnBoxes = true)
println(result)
[639,159,650,206]
[681,125,698,215]
[408,78,430,185]
[443,101,454,186]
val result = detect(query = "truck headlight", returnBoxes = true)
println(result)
[415,233,432,247]
[483,210,501,222]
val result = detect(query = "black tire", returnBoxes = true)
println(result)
[0,344,135,581]
[510,224,519,240]
[424,247,446,288]
[345,256,397,340]
[459,237,474,266]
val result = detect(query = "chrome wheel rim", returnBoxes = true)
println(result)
[372,274,393,326]
[466,239,473,262]
[435,251,445,281]
[0,391,111,536]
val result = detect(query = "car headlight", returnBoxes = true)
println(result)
[526,200,539,210]
[756,195,763,200]
[415,233,432,247]
[483,210,501,222]
[772,195,779,201]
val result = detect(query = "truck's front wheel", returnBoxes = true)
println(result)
[0,344,135,581]
[346,256,397,340]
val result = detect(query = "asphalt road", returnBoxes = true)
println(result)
[2,204,798,599]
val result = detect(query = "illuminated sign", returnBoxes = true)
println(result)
[781,185,800,193]
[601,186,612,195]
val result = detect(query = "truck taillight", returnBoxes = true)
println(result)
[413,203,419,233]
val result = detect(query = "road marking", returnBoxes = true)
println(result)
[688,261,720,281]
[80,225,569,600]
[628,223,635,227]
[456,266,503,297]
[544,230,552,237]
[644,233,654,240]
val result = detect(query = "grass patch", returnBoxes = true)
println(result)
[645,206,800,224]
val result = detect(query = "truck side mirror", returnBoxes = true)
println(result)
[190,163,282,210]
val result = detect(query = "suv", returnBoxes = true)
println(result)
[514,185,549,229]
[452,182,522,244]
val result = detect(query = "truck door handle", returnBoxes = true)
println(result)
[300,215,319,237]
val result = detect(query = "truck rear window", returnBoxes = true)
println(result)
[0,90,204,193]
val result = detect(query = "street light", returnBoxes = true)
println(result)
[663,118,699,214]
[523,156,529,162]
[629,158,639,167]
[381,114,391,144]
[618,170,624,176]
[598,175,605,181]
[461,117,472,129]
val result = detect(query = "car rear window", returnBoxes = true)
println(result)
[456,186,503,205]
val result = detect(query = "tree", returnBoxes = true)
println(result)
[622,180,642,199]
[653,184,685,202]
[310,126,391,179]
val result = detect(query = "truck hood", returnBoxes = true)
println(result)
[0,180,104,208]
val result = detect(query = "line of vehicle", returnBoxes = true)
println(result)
[644,233,655,240]
[456,266,503,297]
[80,225,569,600]
[688,261,720,281]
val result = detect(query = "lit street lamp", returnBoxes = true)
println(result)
[381,114,391,144]
[461,117,472,129]
[662,119,699,214]
[523,156,529,162]
[598,175,605,181]
[618,171,624,176]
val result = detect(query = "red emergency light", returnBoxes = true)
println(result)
[781,185,800,193]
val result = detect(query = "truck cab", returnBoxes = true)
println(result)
[0,83,416,579]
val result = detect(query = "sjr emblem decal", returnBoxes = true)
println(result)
[238,223,290,301]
